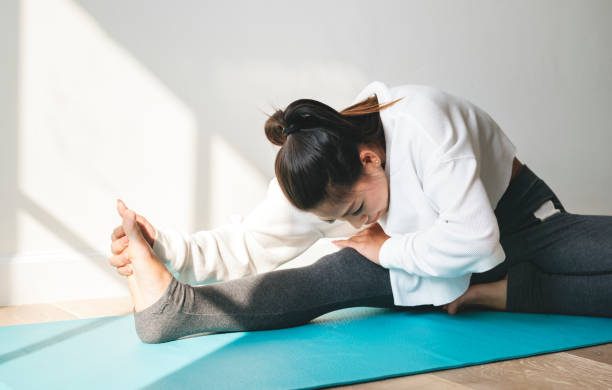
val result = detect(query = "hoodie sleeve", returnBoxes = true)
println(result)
[377,155,506,278]
[152,177,362,285]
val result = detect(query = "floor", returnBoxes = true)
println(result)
[1,298,611,389]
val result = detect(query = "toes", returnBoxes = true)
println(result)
[116,199,128,217]
[441,303,456,315]
[445,298,463,315]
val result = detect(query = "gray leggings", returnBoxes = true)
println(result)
[134,164,612,343]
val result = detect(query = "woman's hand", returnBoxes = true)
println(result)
[332,223,390,265]
[108,199,157,276]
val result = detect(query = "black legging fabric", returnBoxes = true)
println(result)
[133,164,612,343]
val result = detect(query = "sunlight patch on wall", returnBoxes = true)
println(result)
[17,0,197,257]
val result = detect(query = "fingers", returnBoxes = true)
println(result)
[117,263,133,277]
[110,235,129,255]
[110,225,125,241]
[116,199,128,218]
[111,200,134,277]
[135,213,146,226]
[110,252,133,276]
[109,251,131,267]
[332,240,348,248]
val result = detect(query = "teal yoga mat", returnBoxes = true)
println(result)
[1,307,611,389]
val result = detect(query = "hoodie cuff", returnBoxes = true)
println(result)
[151,226,171,265]
[378,234,416,273]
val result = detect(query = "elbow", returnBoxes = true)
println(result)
[446,238,502,274]
[470,239,501,261]
[483,236,503,258]
[475,224,501,257]
[469,240,505,274]
[486,240,506,263]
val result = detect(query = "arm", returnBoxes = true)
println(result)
[378,155,506,278]
[151,177,362,285]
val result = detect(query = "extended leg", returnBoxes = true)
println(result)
[133,247,396,343]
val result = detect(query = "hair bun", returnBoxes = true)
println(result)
[264,108,289,146]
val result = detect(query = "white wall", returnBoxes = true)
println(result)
[1,0,611,305]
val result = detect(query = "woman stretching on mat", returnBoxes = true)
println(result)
[109,81,612,343]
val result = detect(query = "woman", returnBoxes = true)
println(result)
[109,81,612,344]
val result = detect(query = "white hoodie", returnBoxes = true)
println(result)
[152,81,517,306]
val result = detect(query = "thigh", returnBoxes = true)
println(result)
[177,247,396,317]
[485,163,612,278]
[305,247,396,306]
[508,211,612,275]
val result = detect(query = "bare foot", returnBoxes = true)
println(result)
[442,276,508,315]
[442,284,483,315]
[118,201,173,313]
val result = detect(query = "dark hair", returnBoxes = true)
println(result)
[263,92,404,212]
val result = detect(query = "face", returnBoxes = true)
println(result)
[310,145,389,229]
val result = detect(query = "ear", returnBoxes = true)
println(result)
[359,149,380,169]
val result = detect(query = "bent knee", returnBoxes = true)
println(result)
[319,247,362,263]
[313,247,370,270]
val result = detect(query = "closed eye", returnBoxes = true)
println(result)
[323,202,363,223]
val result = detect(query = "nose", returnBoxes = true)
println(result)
[348,214,368,229]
